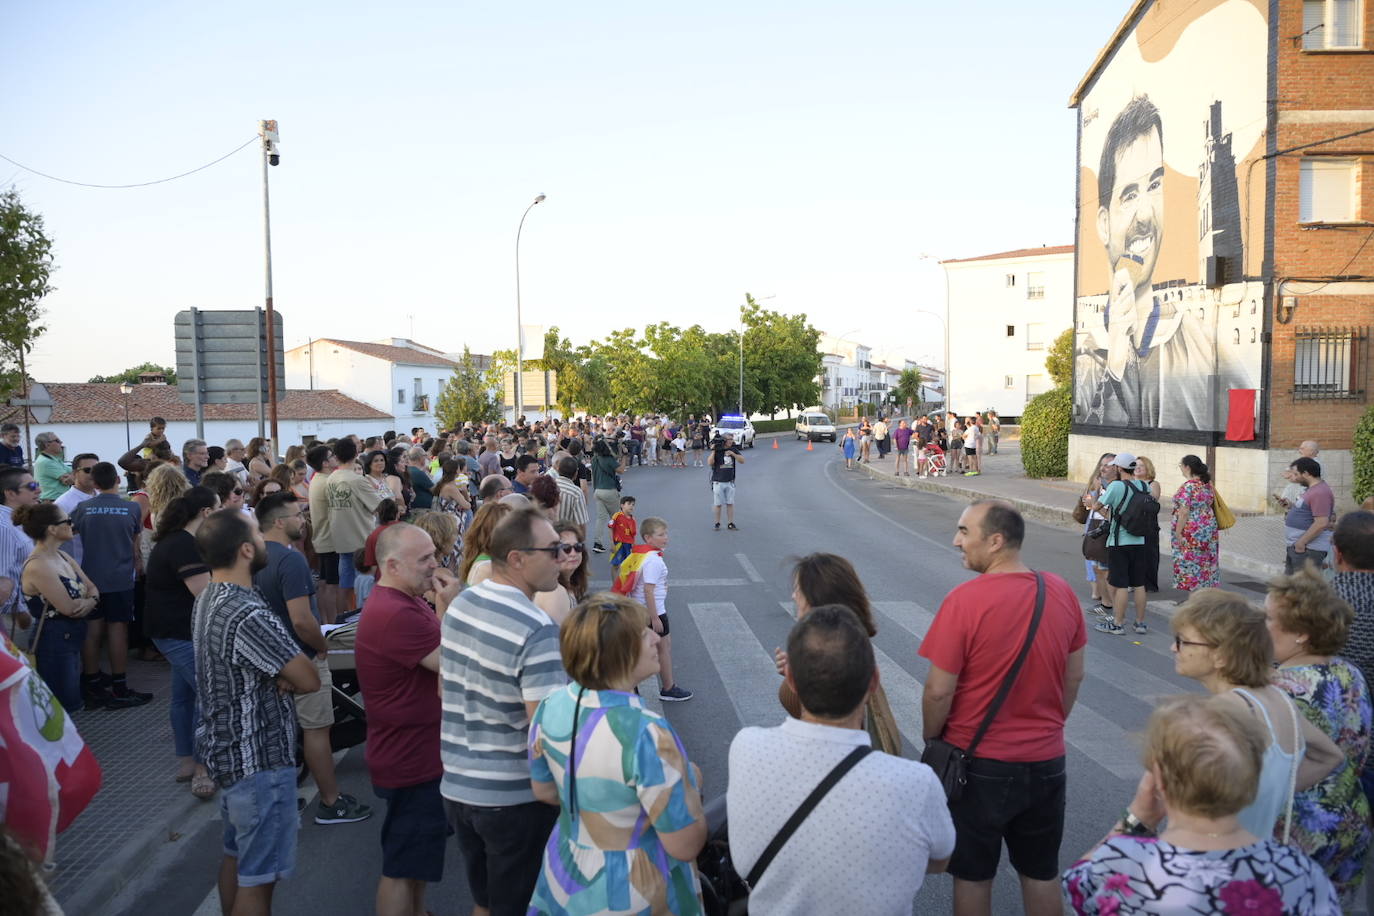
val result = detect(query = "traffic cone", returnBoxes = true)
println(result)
[772,438,779,450]
[806,440,814,451]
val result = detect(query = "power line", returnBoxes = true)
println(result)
[0,136,258,189]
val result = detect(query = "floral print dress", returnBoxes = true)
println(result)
[1272,659,1373,905]
[527,684,704,916]
[1170,478,1219,591]
[1063,836,1339,914]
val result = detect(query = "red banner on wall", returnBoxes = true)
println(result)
[1225,389,1257,441]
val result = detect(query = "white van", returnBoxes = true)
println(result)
[795,411,836,442]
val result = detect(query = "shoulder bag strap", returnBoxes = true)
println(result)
[1279,689,1301,846]
[965,572,1046,759]
[745,744,873,888]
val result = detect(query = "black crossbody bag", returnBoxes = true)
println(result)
[920,572,1045,802]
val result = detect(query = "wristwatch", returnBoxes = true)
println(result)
[1119,808,1156,837]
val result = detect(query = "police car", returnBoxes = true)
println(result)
[710,415,756,448]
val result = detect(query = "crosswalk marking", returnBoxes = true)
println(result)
[735,553,764,583]
[685,602,791,729]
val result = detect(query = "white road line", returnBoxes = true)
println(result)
[686,602,789,729]
[1065,703,1146,781]
[873,600,938,644]
[821,458,963,555]
[735,553,764,583]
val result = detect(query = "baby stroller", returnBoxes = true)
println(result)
[293,619,368,781]
[922,446,947,478]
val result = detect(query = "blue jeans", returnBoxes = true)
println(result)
[153,637,199,759]
[221,767,298,887]
[33,616,86,712]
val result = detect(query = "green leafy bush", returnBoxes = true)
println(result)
[1020,385,1071,478]
[752,418,794,434]
[1354,403,1374,504]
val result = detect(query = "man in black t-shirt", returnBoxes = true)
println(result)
[0,424,24,468]
[709,433,746,531]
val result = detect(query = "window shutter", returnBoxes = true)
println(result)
[1303,0,1326,48]
[1301,159,1355,222]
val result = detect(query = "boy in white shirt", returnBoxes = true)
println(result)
[628,517,692,702]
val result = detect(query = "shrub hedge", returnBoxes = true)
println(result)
[1020,385,1071,478]
[1355,403,1374,505]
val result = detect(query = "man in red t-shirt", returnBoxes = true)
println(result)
[355,524,462,916]
[919,500,1086,916]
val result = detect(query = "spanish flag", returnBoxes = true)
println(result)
[612,544,661,595]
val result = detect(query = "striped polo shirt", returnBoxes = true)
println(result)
[440,579,565,806]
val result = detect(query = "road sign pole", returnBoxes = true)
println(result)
[260,124,280,450]
[189,308,205,438]
[255,309,266,438]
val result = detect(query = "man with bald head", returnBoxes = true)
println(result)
[356,523,461,916]
[478,473,513,504]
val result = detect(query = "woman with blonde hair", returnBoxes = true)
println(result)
[1170,589,1342,837]
[1064,694,1338,913]
[458,501,512,586]
[1133,456,1162,593]
[1080,452,1117,619]
[144,462,191,525]
[527,594,705,914]
[1265,566,1371,905]
[413,511,460,573]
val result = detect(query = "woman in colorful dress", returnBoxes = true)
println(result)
[1265,565,1371,906]
[528,593,706,915]
[1063,694,1338,914]
[1171,455,1219,593]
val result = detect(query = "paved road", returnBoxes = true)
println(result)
[102,441,1252,915]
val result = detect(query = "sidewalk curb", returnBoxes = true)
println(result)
[852,459,1284,581]
[60,784,212,916]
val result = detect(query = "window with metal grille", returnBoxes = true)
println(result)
[1293,326,1368,400]
[1027,271,1045,300]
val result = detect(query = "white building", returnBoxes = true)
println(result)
[817,335,883,412]
[941,245,1074,418]
[0,383,393,469]
[286,338,457,432]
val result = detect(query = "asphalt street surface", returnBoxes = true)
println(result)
[105,441,1250,915]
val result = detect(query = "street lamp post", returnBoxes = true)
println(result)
[259,120,282,447]
[119,382,133,450]
[514,193,546,423]
[913,309,949,413]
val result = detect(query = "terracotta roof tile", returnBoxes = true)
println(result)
[940,245,1074,265]
[316,339,457,368]
[0,384,393,424]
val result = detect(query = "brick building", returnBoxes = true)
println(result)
[1069,0,1373,511]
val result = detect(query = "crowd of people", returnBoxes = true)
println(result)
[839,410,1000,477]
[3,410,1374,915]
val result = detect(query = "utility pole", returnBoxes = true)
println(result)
[260,119,282,450]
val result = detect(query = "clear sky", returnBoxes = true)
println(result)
[7,1,1128,382]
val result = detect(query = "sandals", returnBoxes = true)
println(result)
[191,773,217,800]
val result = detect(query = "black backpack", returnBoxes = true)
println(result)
[1114,480,1160,538]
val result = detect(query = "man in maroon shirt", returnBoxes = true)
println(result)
[355,524,462,916]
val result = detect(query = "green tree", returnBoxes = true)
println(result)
[435,347,500,427]
[0,189,55,399]
[892,368,924,412]
[1045,327,1074,388]
[739,294,822,417]
[89,362,178,385]
[1020,385,1072,478]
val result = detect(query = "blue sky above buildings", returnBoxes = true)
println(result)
[6,1,1127,380]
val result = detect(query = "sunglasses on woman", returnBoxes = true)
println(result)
[559,543,586,555]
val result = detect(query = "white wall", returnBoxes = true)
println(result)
[22,417,395,474]
[285,345,393,416]
[945,251,1073,417]
[388,365,452,432]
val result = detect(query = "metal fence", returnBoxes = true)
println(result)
[1292,326,1368,401]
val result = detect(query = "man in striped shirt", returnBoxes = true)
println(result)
[440,506,566,916]
[0,467,37,626]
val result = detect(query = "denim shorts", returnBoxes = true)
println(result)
[712,481,736,506]
[221,767,299,887]
[338,550,358,590]
[948,755,1066,882]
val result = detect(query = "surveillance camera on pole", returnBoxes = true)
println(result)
[260,119,281,166]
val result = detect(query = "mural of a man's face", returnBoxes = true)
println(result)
[1098,126,1165,295]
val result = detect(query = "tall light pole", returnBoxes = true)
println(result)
[738,308,744,416]
[119,382,134,450]
[916,253,951,415]
[514,193,546,422]
[259,120,282,449]
[913,309,948,411]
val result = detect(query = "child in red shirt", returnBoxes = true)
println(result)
[609,496,637,566]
